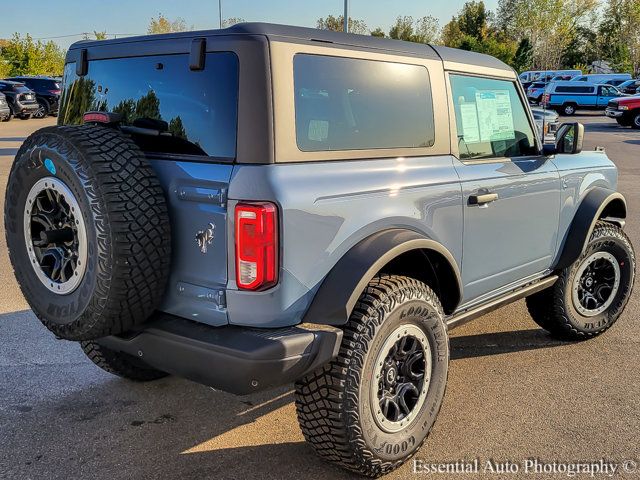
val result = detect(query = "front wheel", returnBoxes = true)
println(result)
[616,117,632,127]
[295,275,449,477]
[631,112,640,130]
[526,221,635,340]
[562,103,577,116]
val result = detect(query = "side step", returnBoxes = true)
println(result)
[446,275,558,330]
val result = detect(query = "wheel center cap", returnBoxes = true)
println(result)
[585,277,594,288]
[386,368,397,384]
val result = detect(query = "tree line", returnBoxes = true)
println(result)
[2,3,639,78]
[318,0,640,76]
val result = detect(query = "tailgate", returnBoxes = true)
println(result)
[151,160,232,326]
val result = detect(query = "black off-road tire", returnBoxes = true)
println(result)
[295,275,449,477]
[81,341,168,381]
[616,117,632,127]
[526,221,635,340]
[4,125,171,340]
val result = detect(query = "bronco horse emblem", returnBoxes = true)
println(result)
[195,223,216,254]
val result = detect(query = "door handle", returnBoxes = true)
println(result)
[469,192,499,206]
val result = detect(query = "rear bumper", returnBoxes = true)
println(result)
[15,102,38,114]
[97,314,343,395]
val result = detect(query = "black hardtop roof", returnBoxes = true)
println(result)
[69,22,512,72]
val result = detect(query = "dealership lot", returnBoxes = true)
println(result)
[1,116,639,479]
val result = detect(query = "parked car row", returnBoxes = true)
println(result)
[0,76,60,122]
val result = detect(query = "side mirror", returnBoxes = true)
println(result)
[555,122,584,154]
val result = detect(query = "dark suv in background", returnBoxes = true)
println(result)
[6,76,61,118]
[0,80,39,120]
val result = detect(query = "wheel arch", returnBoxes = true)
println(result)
[553,187,626,271]
[302,228,462,325]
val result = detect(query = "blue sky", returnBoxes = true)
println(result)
[2,0,498,50]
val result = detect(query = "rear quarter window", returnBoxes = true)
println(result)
[555,86,594,93]
[60,52,239,159]
[293,54,435,152]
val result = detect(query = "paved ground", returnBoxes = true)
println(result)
[1,115,639,480]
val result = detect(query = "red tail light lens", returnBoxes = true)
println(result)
[235,202,278,290]
[48,89,61,95]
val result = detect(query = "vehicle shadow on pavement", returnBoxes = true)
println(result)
[3,360,352,479]
[450,328,568,360]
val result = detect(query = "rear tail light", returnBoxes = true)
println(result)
[48,90,61,95]
[235,202,278,290]
[82,111,122,124]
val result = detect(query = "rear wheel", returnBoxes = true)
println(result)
[81,341,167,381]
[295,275,449,477]
[526,221,635,340]
[33,99,49,119]
[562,103,577,116]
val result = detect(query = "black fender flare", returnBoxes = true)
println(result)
[303,228,463,326]
[553,187,627,270]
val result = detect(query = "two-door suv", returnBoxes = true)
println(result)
[4,24,635,477]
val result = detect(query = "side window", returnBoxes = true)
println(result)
[293,54,435,151]
[450,75,537,161]
[599,86,617,96]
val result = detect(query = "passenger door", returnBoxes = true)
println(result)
[448,74,561,305]
[597,85,620,107]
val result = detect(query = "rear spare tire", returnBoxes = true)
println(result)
[4,125,171,340]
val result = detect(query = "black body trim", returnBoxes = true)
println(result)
[553,187,627,270]
[97,314,343,395]
[303,229,463,326]
[189,38,206,70]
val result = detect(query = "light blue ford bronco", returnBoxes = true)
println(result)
[4,24,635,477]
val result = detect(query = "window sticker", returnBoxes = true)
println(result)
[459,103,480,143]
[475,90,516,142]
[308,120,329,142]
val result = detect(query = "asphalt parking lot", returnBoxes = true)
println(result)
[1,114,639,480]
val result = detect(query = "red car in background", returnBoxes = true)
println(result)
[605,96,640,128]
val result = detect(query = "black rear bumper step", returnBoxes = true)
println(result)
[97,314,343,395]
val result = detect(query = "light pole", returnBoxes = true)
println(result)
[343,0,349,32]
[219,0,223,29]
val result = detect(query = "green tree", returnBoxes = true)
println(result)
[513,37,533,71]
[148,14,190,34]
[93,31,108,40]
[222,17,245,28]
[598,0,640,75]
[0,33,64,76]
[316,15,368,35]
[389,16,441,44]
[168,116,187,139]
[457,1,489,39]
[370,27,386,38]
